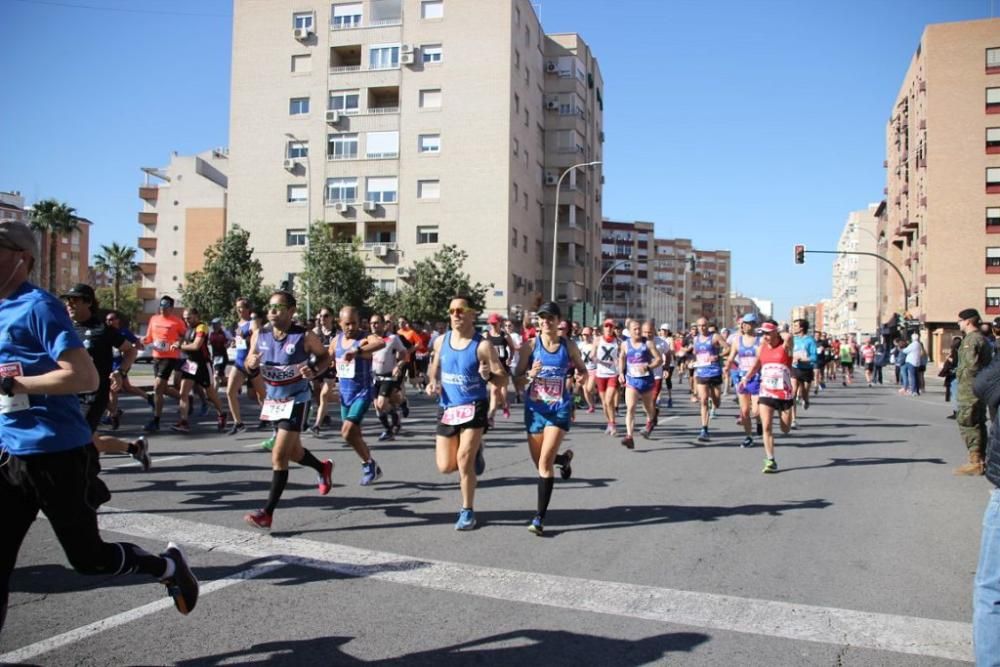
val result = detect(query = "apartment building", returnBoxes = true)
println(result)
[227,0,603,315]
[2,190,91,291]
[827,205,879,337]
[879,18,1000,359]
[790,304,817,331]
[136,149,229,322]
[729,293,762,323]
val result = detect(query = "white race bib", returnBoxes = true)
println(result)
[182,359,199,375]
[530,376,564,404]
[0,362,29,414]
[627,362,649,377]
[260,398,295,421]
[336,357,356,379]
[153,340,169,352]
[235,337,248,350]
[441,403,475,426]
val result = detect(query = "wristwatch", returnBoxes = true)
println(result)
[1,375,15,397]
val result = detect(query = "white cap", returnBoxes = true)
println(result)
[659,323,670,330]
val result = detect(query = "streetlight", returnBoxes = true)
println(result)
[285,131,313,319]
[551,160,602,303]
[594,258,629,324]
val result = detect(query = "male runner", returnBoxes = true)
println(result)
[655,323,675,409]
[861,337,877,387]
[226,298,265,435]
[142,295,185,432]
[485,313,516,423]
[369,313,410,441]
[790,318,818,430]
[308,307,339,435]
[171,308,226,433]
[334,306,385,485]
[692,318,729,442]
[105,310,148,430]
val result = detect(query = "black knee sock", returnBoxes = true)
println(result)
[378,412,391,429]
[390,410,399,427]
[554,453,568,467]
[297,448,324,473]
[536,477,555,519]
[265,470,289,514]
[117,542,169,578]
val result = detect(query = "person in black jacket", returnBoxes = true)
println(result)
[972,353,1000,664]
[940,336,962,418]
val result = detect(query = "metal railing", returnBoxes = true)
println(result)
[365,152,399,160]
[367,106,399,114]
[330,65,361,73]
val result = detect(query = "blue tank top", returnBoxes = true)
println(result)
[693,335,721,378]
[439,330,488,408]
[736,335,761,379]
[234,320,252,365]
[525,337,572,414]
[258,325,310,402]
[625,338,654,391]
[335,332,373,406]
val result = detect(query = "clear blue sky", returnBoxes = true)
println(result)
[1,0,995,319]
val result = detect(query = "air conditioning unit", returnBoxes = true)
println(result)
[545,100,558,110]
[293,27,312,40]
[401,52,416,65]
[333,202,349,213]
[544,172,558,185]
[397,267,411,277]
[363,200,377,212]
[325,110,341,124]
[401,43,414,54]
[373,244,389,257]
[283,159,297,171]
[545,61,557,72]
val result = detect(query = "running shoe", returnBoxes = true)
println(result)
[100,413,112,426]
[802,396,810,411]
[143,418,160,433]
[667,398,673,408]
[318,459,335,494]
[558,449,574,480]
[697,427,710,443]
[762,458,778,474]
[216,412,227,432]
[359,460,382,486]
[503,406,510,419]
[475,443,486,476]
[455,508,476,531]
[378,430,394,441]
[401,401,410,418]
[170,420,190,434]
[586,405,595,414]
[131,436,151,472]
[261,435,276,451]
[244,509,273,529]
[790,420,799,430]
[621,435,635,450]
[641,422,653,439]
[528,515,544,536]
[226,422,246,436]
[487,416,495,430]
[741,436,753,449]
[308,425,322,437]
[160,542,199,615]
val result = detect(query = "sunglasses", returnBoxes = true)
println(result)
[448,308,471,315]
[267,303,290,312]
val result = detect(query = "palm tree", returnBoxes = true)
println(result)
[93,242,139,310]
[28,199,79,292]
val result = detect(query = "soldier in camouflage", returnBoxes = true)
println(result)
[955,308,993,475]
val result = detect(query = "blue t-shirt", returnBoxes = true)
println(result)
[793,335,818,369]
[0,282,93,455]
[112,327,139,371]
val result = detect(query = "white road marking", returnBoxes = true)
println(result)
[82,507,972,662]
[0,560,287,664]
[113,455,188,468]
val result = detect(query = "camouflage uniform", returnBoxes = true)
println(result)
[957,329,992,456]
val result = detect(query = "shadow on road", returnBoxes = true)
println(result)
[779,456,946,472]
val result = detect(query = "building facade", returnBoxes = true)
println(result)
[828,205,879,337]
[790,304,817,331]
[880,18,1000,359]
[137,149,229,322]
[227,0,603,316]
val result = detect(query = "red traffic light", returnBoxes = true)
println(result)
[794,244,805,264]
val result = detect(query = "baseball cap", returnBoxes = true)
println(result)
[537,301,561,318]
[741,313,758,323]
[659,323,670,331]
[958,308,980,321]
[487,312,501,325]
[0,220,38,257]
[60,283,96,302]
[760,322,778,333]
[211,317,222,325]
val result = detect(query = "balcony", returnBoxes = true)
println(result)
[902,218,918,229]
[137,287,156,300]
[988,258,1000,274]
[138,212,157,226]
[138,262,156,276]
[138,186,158,201]
[137,237,157,250]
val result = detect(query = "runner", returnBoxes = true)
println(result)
[738,320,794,473]
[426,295,506,531]
[642,321,670,421]
[225,298,266,435]
[512,301,587,535]
[170,308,227,434]
[727,313,762,448]
[369,313,410,441]
[618,319,663,449]
[861,337,877,387]
[334,306,386,485]
[790,318,818,430]
[243,291,334,529]
[692,318,729,442]
[307,307,338,435]
[0,222,198,626]
[594,318,623,436]
[208,318,230,390]
[141,295,185,432]
[486,313,515,424]
[813,330,828,393]
[840,335,856,387]
[60,284,151,470]
[657,323,676,409]
[104,309,148,430]
[576,325,598,413]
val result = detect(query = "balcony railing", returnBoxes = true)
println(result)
[327,152,359,161]
[369,63,400,71]
[365,151,398,160]
[138,212,157,225]
[330,65,361,73]
[138,186,158,201]
[367,106,399,114]
[138,262,156,275]
[138,237,157,250]
[369,18,402,26]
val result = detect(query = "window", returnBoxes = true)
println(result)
[522,234,528,252]
[327,133,358,159]
[332,3,362,28]
[989,248,1000,270]
[417,180,440,199]
[417,225,439,244]
[289,97,310,116]
[989,207,1000,231]
[989,167,1000,193]
[514,50,520,68]
[418,134,440,153]
[421,0,443,19]
[326,177,357,203]
[422,44,442,63]
[366,131,399,158]
[512,228,518,247]
[513,182,519,203]
[536,240,543,261]
[293,12,314,30]
[988,47,1000,72]
[377,278,397,293]
[988,287,1000,314]
[291,54,312,73]
[420,89,442,108]
[514,93,520,114]
[989,128,1000,153]
[368,228,395,243]
[366,176,398,203]
[512,138,519,157]
[515,6,520,24]
[287,141,308,158]
[525,109,529,127]
[287,185,307,203]
[329,90,360,114]
[286,228,307,246]
[988,87,1000,112]
[369,44,400,69]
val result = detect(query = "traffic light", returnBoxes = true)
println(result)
[686,256,696,272]
[794,244,805,264]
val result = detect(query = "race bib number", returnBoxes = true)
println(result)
[182,359,199,375]
[153,340,169,352]
[213,355,225,366]
[738,355,756,372]
[530,376,564,404]
[260,398,295,421]
[694,351,712,368]
[235,337,248,350]
[0,362,29,414]
[336,357,356,379]
[627,362,649,377]
[441,403,475,426]
[761,364,790,395]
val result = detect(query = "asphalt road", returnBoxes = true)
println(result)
[1,373,989,666]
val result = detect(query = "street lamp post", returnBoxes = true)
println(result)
[594,258,629,324]
[285,132,312,320]
[551,160,602,303]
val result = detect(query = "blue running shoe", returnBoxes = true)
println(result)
[667,398,673,409]
[455,508,476,531]
[377,430,394,441]
[528,515,544,536]
[474,443,485,476]
[697,427,710,443]
[360,460,382,486]
[143,418,160,433]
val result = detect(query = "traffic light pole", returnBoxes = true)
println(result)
[802,249,909,310]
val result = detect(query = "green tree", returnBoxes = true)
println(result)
[179,225,268,325]
[298,224,374,317]
[92,242,138,310]
[95,283,142,324]
[392,245,492,322]
[28,199,79,293]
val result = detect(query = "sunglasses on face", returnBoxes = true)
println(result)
[448,308,469,315]
[267,303,290,312]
